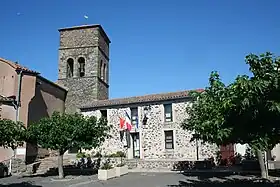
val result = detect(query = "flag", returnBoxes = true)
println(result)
[125,111,132,131]
[125,129,131,148]
[119,117,125,130]
[135,116,139,129]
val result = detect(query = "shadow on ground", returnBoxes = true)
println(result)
[0,182,42,187]
[167,172,280,187]
[21,165,97,178]
[180,171,258,180]
[179,169,280,180]
[167,178,280,187]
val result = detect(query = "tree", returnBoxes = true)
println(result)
[0,119,26,150]
[182,52,280,178]
[27,111,111,178]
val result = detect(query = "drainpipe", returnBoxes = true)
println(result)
[9,69,23,175]
[15,70,23,122]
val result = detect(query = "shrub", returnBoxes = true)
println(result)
[76,152,86,158]
[116,151,126,157]
[108,151,126,158]
[100,158,113,170]
[92,151,102,158]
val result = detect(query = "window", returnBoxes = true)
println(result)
[78,57,85,77]
[100,60,104,80]
[101,109,107,120]
[131,107,138,127]
[164,104,173,122]
[164,130,174,149]
[67,58,74,78]
[103,63,107,82]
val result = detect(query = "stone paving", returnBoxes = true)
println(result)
[0,172,280,187]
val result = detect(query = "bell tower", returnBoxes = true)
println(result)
[57,25,110,113]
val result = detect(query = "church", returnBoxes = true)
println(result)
[56,24,219,168]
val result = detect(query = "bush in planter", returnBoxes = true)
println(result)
[101,162,113,170]
[98,158,116,180]
[100,158,113,170]
[115,162,128,177]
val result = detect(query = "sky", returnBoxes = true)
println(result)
[1,0,280,99]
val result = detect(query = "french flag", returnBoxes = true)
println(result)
[125,111,132,131]
[119,117,125,130]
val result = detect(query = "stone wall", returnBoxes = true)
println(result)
[82,100,218,161]
[57,77,101,113]
[57,25,110,113]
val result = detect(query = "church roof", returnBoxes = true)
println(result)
[81,89,203,110]
[0,57,39,74]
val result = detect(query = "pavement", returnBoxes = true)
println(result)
[0,172,280,187]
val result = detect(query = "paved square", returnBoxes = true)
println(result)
[0,172,279,187]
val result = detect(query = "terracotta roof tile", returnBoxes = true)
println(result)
[0,57,39,74]
[81,89,204,109]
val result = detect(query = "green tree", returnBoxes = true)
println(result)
[182,52,280,178]
[27,111,111,178]
[0,119,26,150]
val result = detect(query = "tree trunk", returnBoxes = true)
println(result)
[256,149,268,179]
[58,151,64,179]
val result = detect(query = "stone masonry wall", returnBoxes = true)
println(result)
[58,47,99,79]
[57,77,101,113]
[82,100,218,161]
[57,26,110,113]
[59,27,99,48]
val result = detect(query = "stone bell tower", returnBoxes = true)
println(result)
[57,25,110,113]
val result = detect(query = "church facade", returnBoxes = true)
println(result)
[56,24,219,163]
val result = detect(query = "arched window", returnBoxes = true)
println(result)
[78,57,85,77]
[67,58,74,78]
[103,63,107,82]
[100,60,104,80]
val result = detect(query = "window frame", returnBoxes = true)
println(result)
[66,58,74,78]
[130,107,138,127]
[164,130,174,149]
[100,109,107,120]
[164,103,173,122]
[78,57,86,77]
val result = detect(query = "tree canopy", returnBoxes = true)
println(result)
[182,52,280,178]
[27,111,111,178]
[0,119,26,150]
[27,111,111,154]
[182,52,280,151]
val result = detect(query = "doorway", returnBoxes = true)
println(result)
[131,132,140,158]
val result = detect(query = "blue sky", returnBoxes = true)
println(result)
[1,0,280,98]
